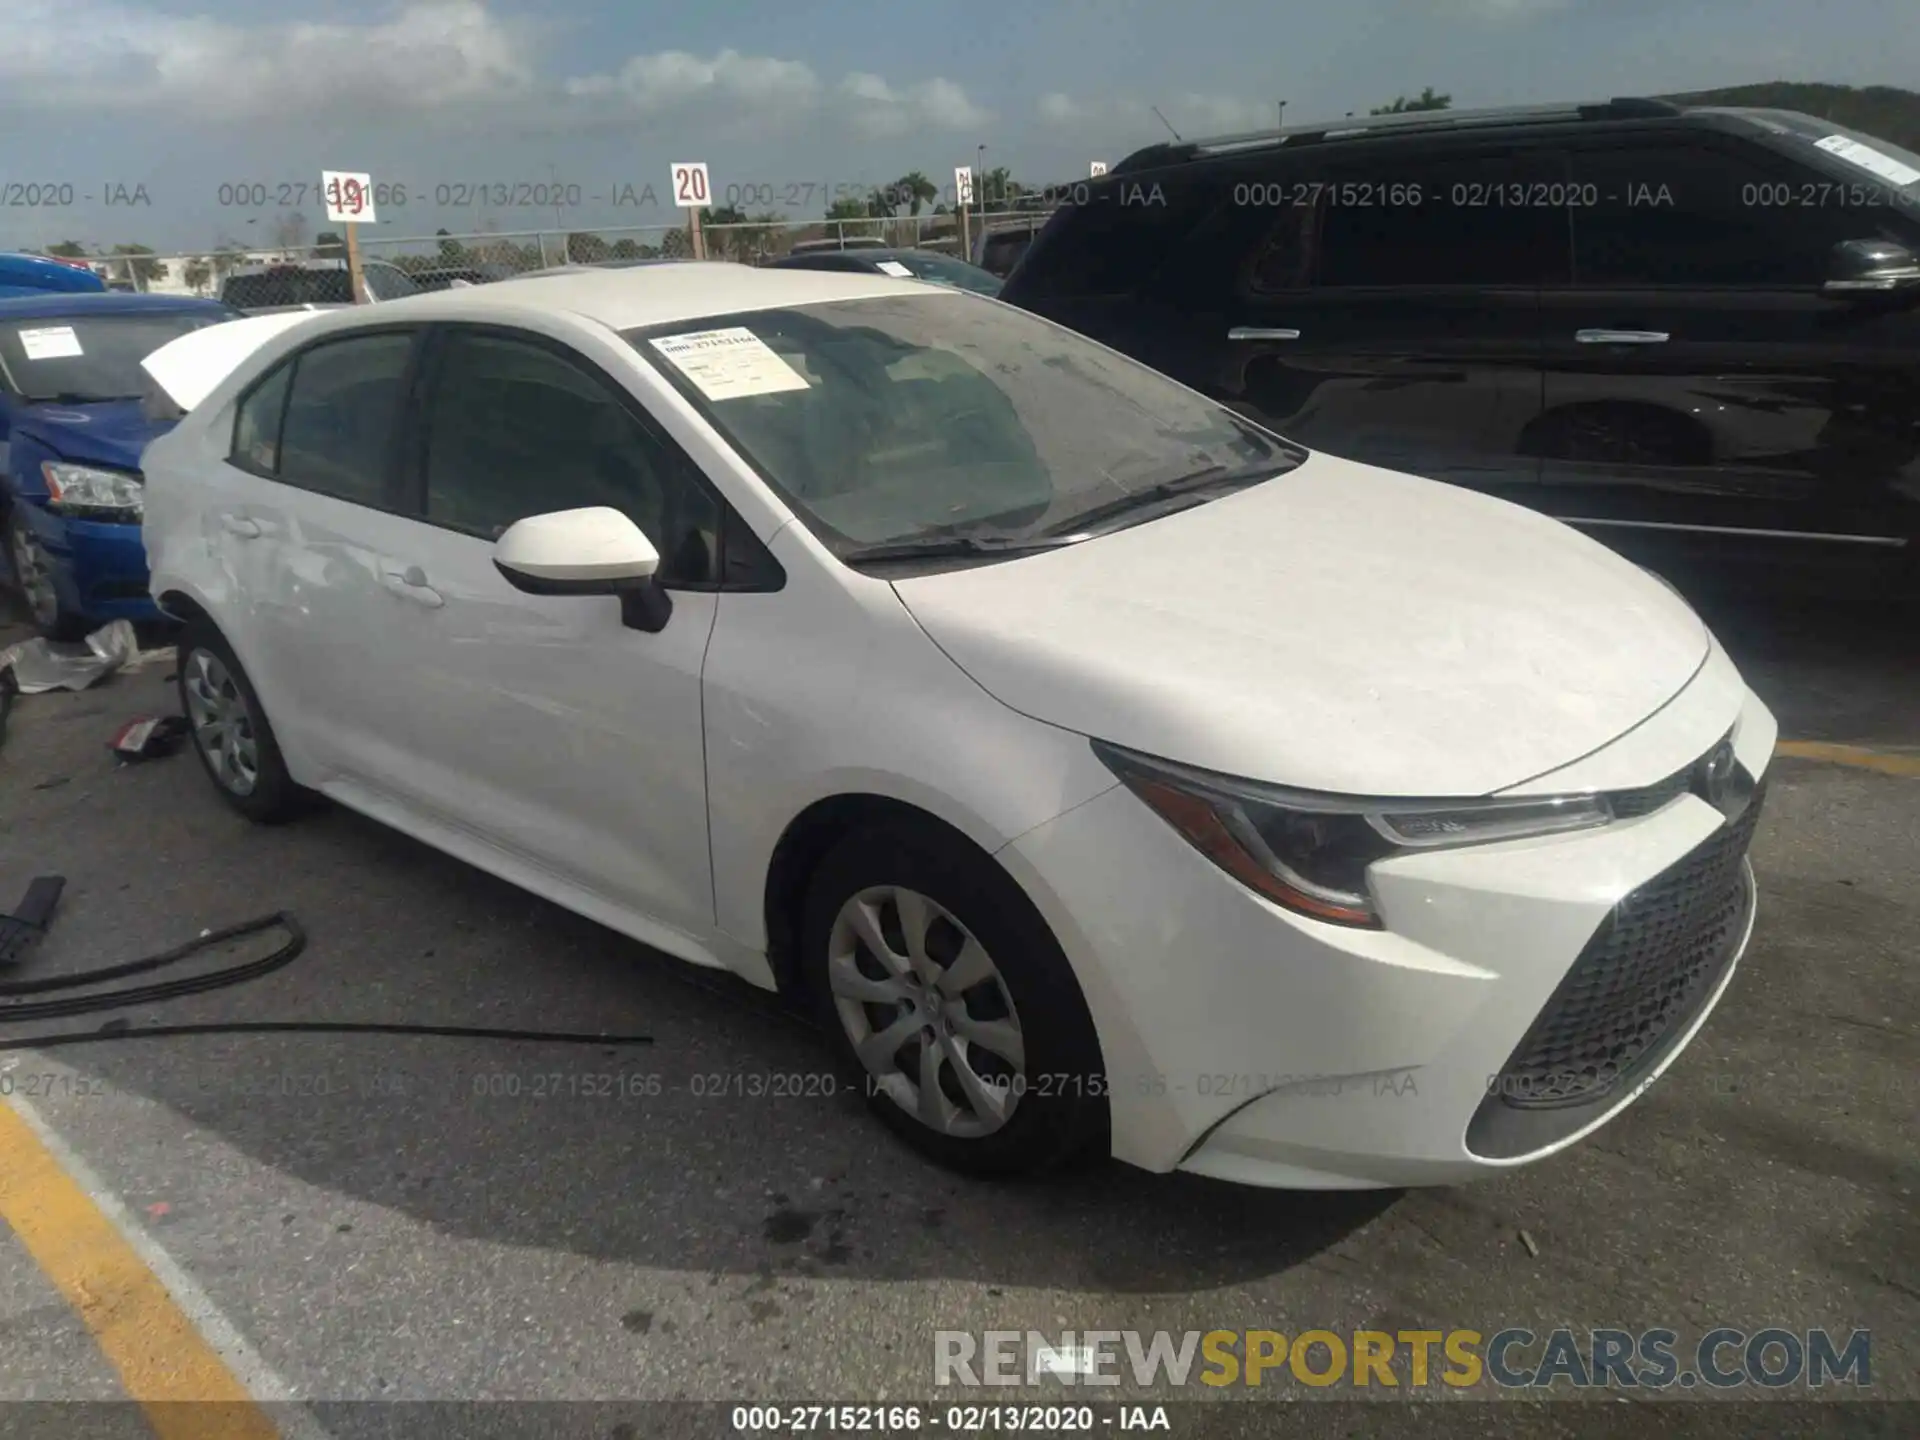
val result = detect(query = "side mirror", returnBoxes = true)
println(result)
[1824,238,1920,295]
[492,506,672,632]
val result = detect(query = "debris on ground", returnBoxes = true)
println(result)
[0,619,153,693]
[0,875,65,968]
[109,714,191,762]
[1519,1228,1541,1257]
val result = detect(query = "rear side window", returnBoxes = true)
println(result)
[276,333,414,505]
[1568,143,1895,286]
[229,362,293,474]
[1007,177,1228,298]
[1313,152,1571,288]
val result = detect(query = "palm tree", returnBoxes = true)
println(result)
[895,172,938,217]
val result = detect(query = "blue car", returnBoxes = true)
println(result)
[1,292,238,637]
[0,251,108,299]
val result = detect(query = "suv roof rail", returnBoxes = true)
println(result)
[1110,96,1685,172]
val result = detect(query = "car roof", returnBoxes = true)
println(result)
[0,291,233,320]
[1110,96,1715,172]
[348,260,924,330]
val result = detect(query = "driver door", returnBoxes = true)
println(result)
[363,324,728,941]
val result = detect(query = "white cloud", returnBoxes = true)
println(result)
[837,72,990,131]
[0,1,535,118]
[564,48,820,110]
[1040,90,1276,138]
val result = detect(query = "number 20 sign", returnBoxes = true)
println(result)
[670,163,711,209]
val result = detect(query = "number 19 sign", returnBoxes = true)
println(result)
[321,171,377,224]
[670,162,711,209]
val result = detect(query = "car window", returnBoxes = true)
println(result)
[276,333,413,504]
[1568,143,1898,286]
[230,360,293,474]
[362,264,422,301]
[0,309,235,403]
[421,331,721,584]
[630,294,1301,554]
[1313,153,1571,288]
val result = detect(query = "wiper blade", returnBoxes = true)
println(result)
[1045,463,1283,537]
[842,533,1079,564]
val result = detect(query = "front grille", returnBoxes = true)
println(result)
[1489,783,1765,1113]
[1608,764,1693,818]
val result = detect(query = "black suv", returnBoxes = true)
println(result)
[999,98,1920,580]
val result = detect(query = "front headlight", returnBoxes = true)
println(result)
[1093,742,1613,927]
[41,462,143,517]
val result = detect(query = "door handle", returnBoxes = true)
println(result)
[1229,326,1302,341]
[220,514,262,539]
[1576,329,1669,344]
[382,566,444,608]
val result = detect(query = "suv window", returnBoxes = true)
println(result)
[230,360,293,474]
[420,330,721,585]
[1008,178,1229,298]
[222,269,355,308]
[276,333,414,504]
[1568,142,1888,286]
[1312,152,1571,288]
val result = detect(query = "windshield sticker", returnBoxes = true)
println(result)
[874,260,915,278]
[650,327,810,401]
[1814,135,1920,187]
[19,326,84,360]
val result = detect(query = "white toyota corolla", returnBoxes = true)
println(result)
[137,264,1775,1189]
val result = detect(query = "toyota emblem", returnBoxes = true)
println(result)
[1699,740,1737,809]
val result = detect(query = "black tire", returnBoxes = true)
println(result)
[176,617,311,823]
[800,820,1108,1178]
[5,506,88,641]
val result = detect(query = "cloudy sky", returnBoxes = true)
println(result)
[3,0,1917,253]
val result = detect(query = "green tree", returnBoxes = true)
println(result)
[610,237,642,260]
[659,227,692,260]
[44,240,90,258]
[314,231,347,259]
[824,196,869,222]
[435,228,468,264]
[212,245,247,279]
[979,167,1020,209]
[109,243,162,286]
[182,256,214,295]
[892,171,938,217]
[566,232,611,264]
[1371,87,1451,114]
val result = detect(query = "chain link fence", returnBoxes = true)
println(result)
[120,208,1058,310]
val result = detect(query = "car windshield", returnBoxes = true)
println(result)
[0,310,235,403]
[363,264,422,300]
[882,254,1003,295]
[1765,113,1920,201]
[629,294,1301,555]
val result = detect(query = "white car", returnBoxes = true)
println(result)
[137,266,1776,1189]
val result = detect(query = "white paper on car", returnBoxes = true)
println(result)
[874,260,915,277]
[19,326,84,360]
[1813,135,1920,188]
[649,327,810,401]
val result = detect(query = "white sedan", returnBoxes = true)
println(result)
[137,264,1775,1189]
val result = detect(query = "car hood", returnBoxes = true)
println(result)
[12,400,170,471]
[890,453,1711,798]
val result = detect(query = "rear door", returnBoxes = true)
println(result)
[1209,143,1564,498]
[218,327,424,782]
[1536,130,1920,549]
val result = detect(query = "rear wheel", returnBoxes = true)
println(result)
[177,619,310,823]
[801,821,1108,1177]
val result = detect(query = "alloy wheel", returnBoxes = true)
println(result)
[827,885,1027,1138]
[182,649,261,796]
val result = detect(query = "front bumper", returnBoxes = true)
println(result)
[997,677,1777,1189]
[36,510,160,621]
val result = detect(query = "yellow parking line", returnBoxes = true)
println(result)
[0,1098,280,1439]
[1775,741,1920,778]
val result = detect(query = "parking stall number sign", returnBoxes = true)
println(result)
[1090,161,1108,177]
[671,163,712,208]
[321,171,376,224]
[954,166,975,206]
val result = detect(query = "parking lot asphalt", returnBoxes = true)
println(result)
[0,570,1914,1437]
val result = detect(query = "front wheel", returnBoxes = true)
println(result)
[801,821,1108,1178]
[5,507,86,640]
